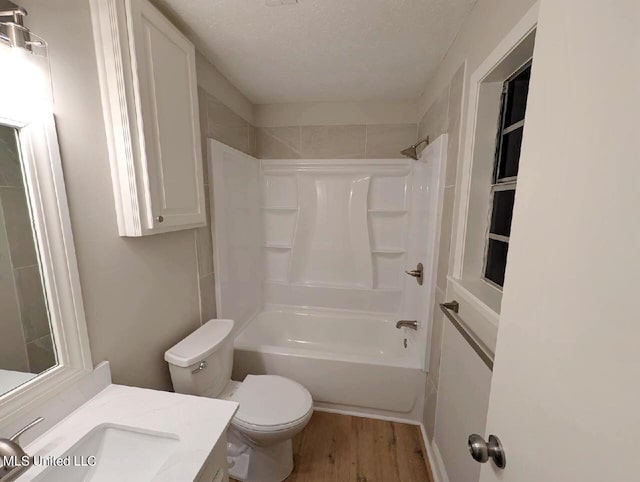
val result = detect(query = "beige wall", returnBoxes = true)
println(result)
[417,0,538,443]
[20,0,254,391]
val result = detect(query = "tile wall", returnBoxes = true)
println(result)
[256,123,417,159]
[416,63,465,439]
[194,88,255,324]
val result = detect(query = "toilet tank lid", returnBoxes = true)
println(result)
[164,319,234,368]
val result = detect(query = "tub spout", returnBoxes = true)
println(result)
[396,320,418,330]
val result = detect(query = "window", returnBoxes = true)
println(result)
[483,61,532,288]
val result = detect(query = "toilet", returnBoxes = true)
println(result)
[164,319,313,482]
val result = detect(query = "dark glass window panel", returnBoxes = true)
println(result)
[485,239,509,287]
[498,127,523,179]
[504,65,531,126]
[490,189,516,237]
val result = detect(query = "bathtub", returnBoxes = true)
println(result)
[232,307,424,415]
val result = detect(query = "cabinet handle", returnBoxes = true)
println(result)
[156,215,164,223]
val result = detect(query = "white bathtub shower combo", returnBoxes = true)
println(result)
[208,136,447,421]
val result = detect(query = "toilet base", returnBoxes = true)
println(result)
[227,430,294,482]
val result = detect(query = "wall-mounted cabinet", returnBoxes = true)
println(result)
[91,0,206,236]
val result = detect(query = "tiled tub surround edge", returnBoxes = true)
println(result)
[255,124,417,160]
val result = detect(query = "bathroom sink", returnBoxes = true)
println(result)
[31,424,179,482]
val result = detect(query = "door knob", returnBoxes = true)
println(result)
[405,262,423,285]
[468,434,506,469]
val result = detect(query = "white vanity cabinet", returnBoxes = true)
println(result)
[90,0,206,236]
[196,435,230,482]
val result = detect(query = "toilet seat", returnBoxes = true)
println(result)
[231,375,313,432]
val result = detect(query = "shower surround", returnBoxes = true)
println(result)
[209,136,447,420]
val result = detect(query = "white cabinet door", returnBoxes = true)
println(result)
[91,0,206,236]
[476,1,640,481]
[127,0,205,233]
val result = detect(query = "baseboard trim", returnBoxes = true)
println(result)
[429,436,450,482]
[414,424,437,482]
[415,425,452,482]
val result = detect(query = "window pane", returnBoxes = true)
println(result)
[504,64,531,126]
[485,239,509,287]
[498,127,523,179]
[490,189,516,236]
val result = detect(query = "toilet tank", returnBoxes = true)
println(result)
[164,319,234,398]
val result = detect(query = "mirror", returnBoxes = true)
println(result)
[0,124,57,397]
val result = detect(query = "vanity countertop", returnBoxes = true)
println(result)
[18,384,238,481]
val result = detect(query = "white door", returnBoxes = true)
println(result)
[477,1,640,480]
[128,0,206,232]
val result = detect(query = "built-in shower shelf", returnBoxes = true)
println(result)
[367,209,408,214]
[371,248,406,254]
[264,244,292,249]
[262,206,298,211]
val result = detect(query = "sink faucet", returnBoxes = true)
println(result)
[396,320,418,330]
[0,417,44,481]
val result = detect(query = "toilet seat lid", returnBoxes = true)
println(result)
[232,375,312,428]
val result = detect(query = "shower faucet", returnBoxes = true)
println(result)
[396,320,418,330]
[405,263,424,285]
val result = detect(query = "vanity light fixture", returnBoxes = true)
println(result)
[0,1,52,119]
[0,0,44,51]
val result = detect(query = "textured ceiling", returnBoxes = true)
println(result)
[153,0,476,104]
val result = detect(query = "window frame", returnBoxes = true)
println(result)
[481,59,532,290]
[449,2,538,321]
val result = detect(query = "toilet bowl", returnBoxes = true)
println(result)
[164,319,313,482]
[223,375,312,481]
